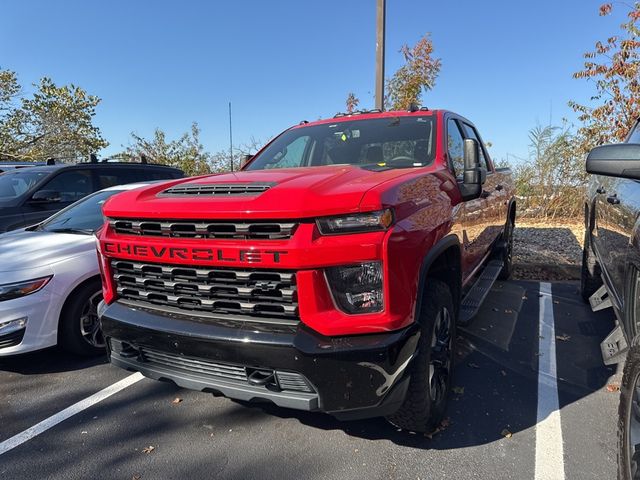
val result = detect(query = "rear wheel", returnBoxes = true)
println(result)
[581,229,602,303]
[386,280,455,432]
[618,341,640,480]
[59,279,105,356]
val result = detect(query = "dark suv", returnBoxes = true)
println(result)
[0,161,183,232]
[583,118,640,480]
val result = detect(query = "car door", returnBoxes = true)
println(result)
[22,169,94,226]
[595,123,640,303]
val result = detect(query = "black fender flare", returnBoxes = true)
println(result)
[415,234,462,323]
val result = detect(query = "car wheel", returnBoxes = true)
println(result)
[59,279,105,356]
[619,341,640,480]
[581,229,602,303]
[386,280,455,432]
[498,217,514,280]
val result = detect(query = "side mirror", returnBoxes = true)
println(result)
[459,138,487,201]
[240,154,254,169]
[586,144,640,180]
[30,190,61,204]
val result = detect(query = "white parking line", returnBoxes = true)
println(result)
[535,282,565,480]
[0,372,144,456]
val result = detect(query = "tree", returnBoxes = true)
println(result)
[123,122,212,176]
[569,2,640,153]
[0,70,107,161]
[210,136,265,172]
[386,34,441,110]
[345,92,360,113]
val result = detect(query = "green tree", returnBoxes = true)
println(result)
[0,70,107,160]
[569,2,640,153]
[123,122,212,176]
[386,34,441,110]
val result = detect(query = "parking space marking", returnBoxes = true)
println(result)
[535,282,565,480]
[0,372,143,456]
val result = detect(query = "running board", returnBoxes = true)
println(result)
[600,324,628,365]
[459,260,503,325]
[589,284,612,312]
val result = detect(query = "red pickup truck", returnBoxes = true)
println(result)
[97,109,515,432]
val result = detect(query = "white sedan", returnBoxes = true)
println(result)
[0,182,150,356]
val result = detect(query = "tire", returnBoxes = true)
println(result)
[618,341,640,480]
[386,280,456,432]
[581,229,602,303]
[498,217,514,280]
[58,279,105,356]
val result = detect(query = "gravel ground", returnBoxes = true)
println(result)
[512,219,585,280]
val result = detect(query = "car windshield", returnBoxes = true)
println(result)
[39,189,123,234]
[0,170,49,199]
[245,116,436,171]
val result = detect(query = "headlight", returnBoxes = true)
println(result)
[316,209,393,235]
[326,262,383,314]
[0,276,52,302]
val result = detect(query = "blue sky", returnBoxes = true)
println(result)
[0,0,628,163]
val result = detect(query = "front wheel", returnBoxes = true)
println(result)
[386,280,456,432]
[619,342,640,480]
[581,229,602,303]
[59,279,105,356]
[498,217,514,280]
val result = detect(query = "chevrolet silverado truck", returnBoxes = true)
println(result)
[97,109,515,432]
[582,118,640,479]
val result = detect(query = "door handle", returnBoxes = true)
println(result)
[495,184,504,191]
[607,194,620,205]
[596,186,606,194]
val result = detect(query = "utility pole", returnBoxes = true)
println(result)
[228,101,234,172]
[375,0,386,111]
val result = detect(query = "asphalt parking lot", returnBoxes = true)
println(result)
[0,280,620,480]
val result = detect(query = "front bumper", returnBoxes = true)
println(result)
[100,300,420,419]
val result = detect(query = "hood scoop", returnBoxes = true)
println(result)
[161,182,274,197]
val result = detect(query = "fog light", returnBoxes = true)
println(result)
[0,317,27,336]
[325,262,383,314]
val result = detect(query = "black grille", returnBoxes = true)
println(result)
[132,346,314,393]
[0,328,25,349]
[109,219,297,240]
[162,182,273,196]
[112,260,299,323]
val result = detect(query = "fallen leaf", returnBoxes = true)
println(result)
[452,386,465,395]
[171,397,183,404]
[500,370,507,377]
[556,334,571,341]
[501,429,513,439]
[607,384,621,392]
[522,296,528,300]
[132,475,141,480]
[142,446,155,454]
[468,362,480,369]
[424,417,451,439]
[553,300,560,304]
[504,309,513,314]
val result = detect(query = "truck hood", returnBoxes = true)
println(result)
[0,229,96,272]
[102,166,418,220]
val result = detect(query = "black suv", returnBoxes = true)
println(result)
[0,161,183,232]
[583,118,640,480]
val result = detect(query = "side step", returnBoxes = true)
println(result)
[459,260,503,325]
[589,284,612,312]
[600,324,629,365]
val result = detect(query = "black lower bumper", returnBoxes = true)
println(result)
[99,301,419,419]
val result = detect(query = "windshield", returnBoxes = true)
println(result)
[246,116,436,171]
[0,170,49,199]
[39,189,122,234]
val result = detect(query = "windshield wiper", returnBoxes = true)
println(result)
[47,227,94,235]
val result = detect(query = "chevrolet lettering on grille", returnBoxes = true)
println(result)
[103,242,288,263]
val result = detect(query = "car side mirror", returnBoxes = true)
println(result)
[586,144,640,180]
[240,154,253,169]
[30,190,61,204]
[459,138,487,201]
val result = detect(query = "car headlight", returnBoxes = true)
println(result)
[0,276,52,302]
[325,262,383,314]
[316,209,393,235]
